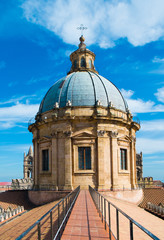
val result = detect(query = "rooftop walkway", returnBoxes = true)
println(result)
[0,199,59,240]
[61,190,111,240]
[103,193,164,240]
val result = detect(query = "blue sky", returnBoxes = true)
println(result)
[0,0,164,182]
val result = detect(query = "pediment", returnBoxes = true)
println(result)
[72,131,95,139]
[38,136,51,143]
[117,135,131,142]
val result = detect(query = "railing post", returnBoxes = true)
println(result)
[50,211,53,240]
[108,202,111,240]
[66,197,68,213]
[101,196,103,222]
[99,194,100,217]
[130,220,133,240]
[63,200,65,221]
[116,209,119,240]
[38,222,41,240]
[104,198,106,230]
[58,204,60,229]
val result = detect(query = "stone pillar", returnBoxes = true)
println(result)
[33,137,39,188]
[33,139,37,186]
[63,131,73,190]
[97,130,105,190]
[130,136,137,189]
[110,131,118,190]
[51,136,58,190]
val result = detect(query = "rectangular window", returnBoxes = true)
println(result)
[42,149,49,171]
[120,149,127,170]
[78,147,91,170]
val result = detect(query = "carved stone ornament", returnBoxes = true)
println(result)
[97,130,106,137]
[66,100,72,107]
[51,131,58,137]
[109,131,118,138]
[64,130,72,137]
[96,100,101,106]
[131,136,136,142]
[54,102,59,109]
[108,101,114,107]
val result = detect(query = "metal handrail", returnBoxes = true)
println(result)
[16,186,80,240]
[89,185,160,240]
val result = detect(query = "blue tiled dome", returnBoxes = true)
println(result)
[39,71,128,113]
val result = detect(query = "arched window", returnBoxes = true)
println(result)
[74,60,77,69]
[89,59,92,68]
[81,57,86,67]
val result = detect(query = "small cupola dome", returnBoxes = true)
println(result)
[68,35,98,74]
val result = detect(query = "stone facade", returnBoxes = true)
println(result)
[136,152,143,181]
[138,177,153,188]
[11,147,34,190]
[23,146,33,179]
[28,36,140,191]
[11,178,34,190]
[29,106,140,190]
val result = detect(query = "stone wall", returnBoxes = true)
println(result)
[28,190,70,205]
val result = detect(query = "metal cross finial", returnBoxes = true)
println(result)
[77,24,87,36]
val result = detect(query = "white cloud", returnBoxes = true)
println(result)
[22,0,164,48]
[141,120,164,131]
[0,103,39,129]
[136,137,164,154]
[121,88,134,99]
[152,57,164,63]
[121,88,164,113]
[0,95,36,105]
[155,87,164,103]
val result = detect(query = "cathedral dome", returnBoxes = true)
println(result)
[39,71,128,113]
[38,36,128,114]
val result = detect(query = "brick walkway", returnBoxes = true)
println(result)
[61,190,110,240]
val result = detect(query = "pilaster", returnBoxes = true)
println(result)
[97,130,105,190]
[130,136,137,189]
[51,135,58,190]
[110,131,119,190]
[63,131,73,190]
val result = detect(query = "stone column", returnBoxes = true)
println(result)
[51,134,58,190]
[130,136,137,189]
[110,131,118,190]
[33,138,39,188]
[97,130,105,190]
[63,131,73,190]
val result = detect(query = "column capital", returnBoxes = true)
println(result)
[64,130,72,137]
[97,130,106,137]
[131,136,136,142]
[109,131,118,138]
